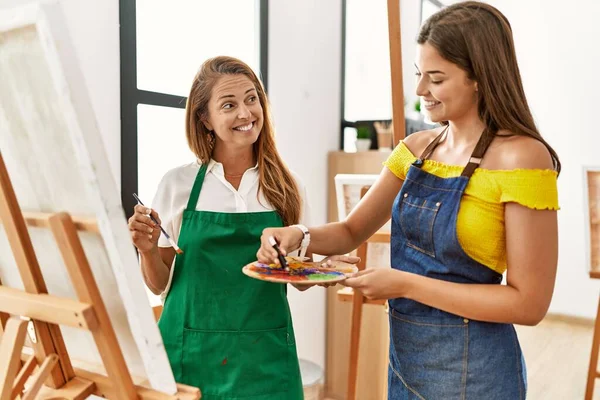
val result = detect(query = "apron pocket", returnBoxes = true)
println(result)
[389,310,468,399]
[182,326,290,398]
[398,193,441,257]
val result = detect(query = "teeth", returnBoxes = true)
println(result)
[424,100,440,107]
[234,122,253,131]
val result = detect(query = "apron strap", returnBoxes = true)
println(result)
[414,125,496,178]
[416,125,450,164]
[186,163,208,211]
[460,127,495,178]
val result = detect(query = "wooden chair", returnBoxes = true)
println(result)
[336,186,390,400]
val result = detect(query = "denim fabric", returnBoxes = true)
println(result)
[387,162,527,399]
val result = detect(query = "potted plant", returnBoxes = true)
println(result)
[355,125,372,152]
[406,98,424,121]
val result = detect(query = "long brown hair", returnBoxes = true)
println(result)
[418,1,561,173]
[185,56,302,225]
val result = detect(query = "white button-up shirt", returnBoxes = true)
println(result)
[151,159,311,298]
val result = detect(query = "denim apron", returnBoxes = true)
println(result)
[158,163,303,400]
[388,127,527,399]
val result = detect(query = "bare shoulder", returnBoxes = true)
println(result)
[402,127,446,158]
[485,132,554,170]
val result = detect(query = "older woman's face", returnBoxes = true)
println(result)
[202,74,264,149]
[415,42,478,123]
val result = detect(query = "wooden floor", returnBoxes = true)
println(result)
[516,315,599,400]
[324,314,600,399]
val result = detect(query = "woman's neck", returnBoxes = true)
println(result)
[212,144,255,176]
[446,113,486,150]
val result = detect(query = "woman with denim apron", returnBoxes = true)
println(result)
[385,126,528,399]
[256,2,560,398]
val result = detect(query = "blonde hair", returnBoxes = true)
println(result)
[185,56,302,225]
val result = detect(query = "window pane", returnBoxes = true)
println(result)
[137,104,194,206]
[344,0,392,122]
[136,0,261,96]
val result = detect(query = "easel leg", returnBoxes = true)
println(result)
[12,355,37,399]
[0,278,10,335]
[585,293,600,399]
[21,354,59,400]
[0,318,28,400]
[0,153,71,387]
[49,213,137,399]
[347,290,364,400]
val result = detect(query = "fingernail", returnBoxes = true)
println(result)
[148,234,152,239]
[148,228,153,233]
[146,208,151,213]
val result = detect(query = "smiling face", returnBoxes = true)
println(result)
[202,74,264,150]
[415,42,478,124]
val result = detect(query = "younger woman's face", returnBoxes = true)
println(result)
[415,42,478,123]
[202,74,264,149]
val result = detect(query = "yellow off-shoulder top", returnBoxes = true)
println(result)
[384,142,559,274]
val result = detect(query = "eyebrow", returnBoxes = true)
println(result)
[217,88,257,101]
[414,63,446,75]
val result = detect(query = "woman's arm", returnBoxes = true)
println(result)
[346,204,557,326]
[257,167,403,262]
[140,247,175,295]
[344,136,559,326]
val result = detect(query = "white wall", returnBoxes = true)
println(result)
[268,0,342,369]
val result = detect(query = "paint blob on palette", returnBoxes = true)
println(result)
[242,257,357,285]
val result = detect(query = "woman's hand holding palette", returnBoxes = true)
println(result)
[242,256,358,285]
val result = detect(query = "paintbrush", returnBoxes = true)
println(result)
[268,236,289,270]
[132,193,183,255]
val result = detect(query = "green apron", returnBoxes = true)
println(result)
[158,163,303,400]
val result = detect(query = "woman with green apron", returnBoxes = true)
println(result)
[129,56,310,399]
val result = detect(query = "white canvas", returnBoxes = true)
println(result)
[0,1,177,393]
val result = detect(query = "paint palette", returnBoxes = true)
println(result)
[242,257,358,285]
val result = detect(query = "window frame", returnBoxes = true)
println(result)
[339,0,444,150]
[119,0,269,218]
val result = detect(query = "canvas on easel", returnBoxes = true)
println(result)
[0,2,198,398]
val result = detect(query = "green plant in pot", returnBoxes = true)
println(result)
[355,126,372,152]
[414,98,421,113]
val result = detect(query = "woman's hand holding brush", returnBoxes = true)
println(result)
[128,204,162,254]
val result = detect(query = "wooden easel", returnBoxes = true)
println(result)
[337,187,389,400]
[585,292,600,400]
[0,152,200,400]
